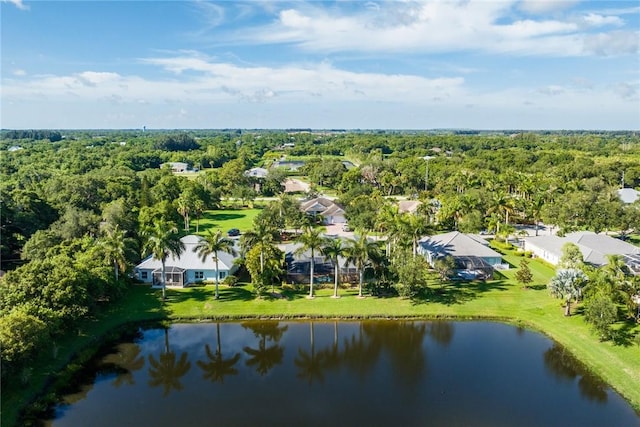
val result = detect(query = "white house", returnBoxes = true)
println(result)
[524,231,640,269]
[300,197,346,224]
[244,167,269,179]
[134,235,239,287]
[160,162,189,172]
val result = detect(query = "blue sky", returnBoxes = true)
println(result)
[1,0,638,129]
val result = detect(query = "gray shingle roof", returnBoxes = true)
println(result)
[419,231,501,259]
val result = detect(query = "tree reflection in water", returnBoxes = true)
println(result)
[543,343,608,403]
[147,328,191,396]
[102,342,145,387]
[294,322,327,385]
[197,323,240,383]
[241,321,288,376]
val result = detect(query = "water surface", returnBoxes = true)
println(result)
[46,321,639,427]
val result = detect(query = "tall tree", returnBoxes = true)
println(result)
[193,230,237,300]
[321,237,346,299]
[296,226,325,298]
[99,225,136,282]
[344,232,381,298]
[142,221,185,300]
[398,213,430,258]
[241,216,278,274]
[176,196,191,232]
[548,268,588,316]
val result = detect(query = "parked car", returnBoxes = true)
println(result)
[227,228,240,237]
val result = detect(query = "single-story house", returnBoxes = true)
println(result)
[135,235,239,287]
[618,188,639,204]
[271,160,305,171]
[398,200,422,215]
[418,231,503,279]
[160,162,189,173]
[300,197,346,224]
[278,239,358,285]
[524,231,640,272]
[244,167,269,179]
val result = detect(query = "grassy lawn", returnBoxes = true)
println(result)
[194,209,262,234]
[5,255,640,426]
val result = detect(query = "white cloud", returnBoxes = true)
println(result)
[12,69,26,76]
[226,1,637,57]
[519,0,579,14]
[581,13,623,27]
[3,53,637,130]
[2,0,29,11]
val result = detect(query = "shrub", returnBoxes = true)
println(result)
[223,275,239,287]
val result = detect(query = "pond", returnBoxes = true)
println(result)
[44,321,639,427]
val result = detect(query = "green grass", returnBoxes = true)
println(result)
[194,209,262,234]
[5,255,640,426]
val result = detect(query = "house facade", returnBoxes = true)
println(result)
[278,240,359,285]
[418,231,503,279]
[524,231,640,272]
[300,197,346,224]
[135,235,239,287]
[160,162,189,173]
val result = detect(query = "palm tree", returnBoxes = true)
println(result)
[375,203,400,257]
[548,268,588,316]
[193,230,237,299]
[142,221,185,300]
[100,225,134,281]
[488,190,515,233]
[196,323,240,383]
[345,232,381,298]
[321,237,345,298]
[296,226,325,298]
[241,216,278,274]
[176,197,191,232]
[398,213,430,258]
[193,199,205,233]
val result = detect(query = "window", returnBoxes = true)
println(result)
[195,271,204,280]
[141,271,148,280]
[219,272,226,279]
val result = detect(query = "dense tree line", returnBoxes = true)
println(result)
[1,130,62,141]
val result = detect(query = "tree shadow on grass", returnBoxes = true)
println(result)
[216,287,255,302]
[612,320,639,347]
[208,213,245,222]
[165,287,211,304]
[413,280,509,306]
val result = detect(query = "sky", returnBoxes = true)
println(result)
[1,0,639,130]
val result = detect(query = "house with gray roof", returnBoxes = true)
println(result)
[618,188,639,204]
[524,231,640,272]
[134,235,240,287]
[300,197,346,224]
[418,231,503,279]
[278,238,358,285]
[244,167,269,179]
